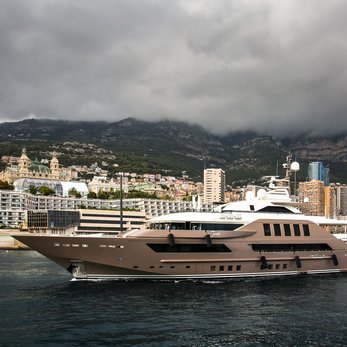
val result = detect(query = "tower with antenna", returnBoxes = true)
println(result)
[282,152,300,197]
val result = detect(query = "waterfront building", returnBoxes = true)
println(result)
[76,209,146,234]
[0,148,77,184]
[25,209,146,234]
[203,168,225,204]
[0,190,211,228]
[298,180,325,216]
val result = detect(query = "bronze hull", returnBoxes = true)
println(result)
[12,219,347,280]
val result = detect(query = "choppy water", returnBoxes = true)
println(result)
[1,251,347,347]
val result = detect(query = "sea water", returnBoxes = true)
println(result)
[1,250,347,347]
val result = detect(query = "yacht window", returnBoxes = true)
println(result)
[274,224,281,236]
[263,223,271,236]
[252,243,332,252]
[294,224,300,236]
[284,224,291,236]
[303,224,310,236]
[250,205,255,211]
[200,223,243,231]
[147,243,232,253]
[257,206,294,213]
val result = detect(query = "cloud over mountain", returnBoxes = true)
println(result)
[1,0,347,136]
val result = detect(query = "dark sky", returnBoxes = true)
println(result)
[1,0,347,136]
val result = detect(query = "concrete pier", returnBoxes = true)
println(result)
[0,230,29,250]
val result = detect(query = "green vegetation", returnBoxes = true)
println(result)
[38,186,55,196]
[68,187,81,198]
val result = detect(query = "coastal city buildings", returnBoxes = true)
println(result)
[203,168,225,204]
[0,148,346,228]
[0,148,77,183]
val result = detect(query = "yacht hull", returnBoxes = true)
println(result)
[12,218,347,281]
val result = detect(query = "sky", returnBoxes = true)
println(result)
[1,0,347,136]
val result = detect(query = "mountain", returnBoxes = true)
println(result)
[0,118,346,185]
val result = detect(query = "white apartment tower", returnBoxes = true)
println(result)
[203,168,225,204]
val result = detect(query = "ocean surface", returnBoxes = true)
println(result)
[1,251,347,347]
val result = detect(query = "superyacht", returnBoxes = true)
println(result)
[12,154,347,280]
[12,183,347,280]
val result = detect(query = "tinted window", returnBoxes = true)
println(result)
[284,224,291,236]
[303,224,310,236]
[147,243,231,253]
[263,223,271,236]
[252,243,332,252]
[294,224,300,236]
[274,224,281,236]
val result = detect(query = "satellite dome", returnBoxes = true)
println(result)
[291,161,300,171]
[257,189,266,199]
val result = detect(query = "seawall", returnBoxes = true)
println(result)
[0,230,29,250]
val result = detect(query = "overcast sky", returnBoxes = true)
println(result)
[1,0,347,136]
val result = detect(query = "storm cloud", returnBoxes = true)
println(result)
[1,0,347,136]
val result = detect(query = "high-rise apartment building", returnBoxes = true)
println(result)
[203,168,225,204]
[308,161,330,186]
